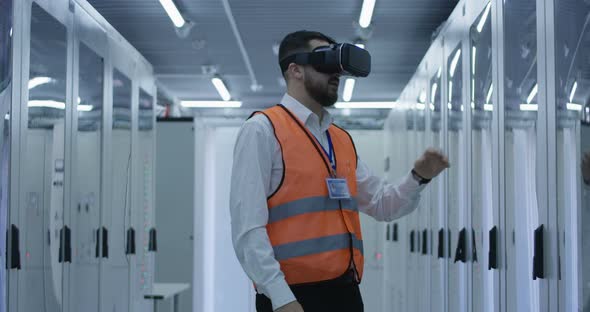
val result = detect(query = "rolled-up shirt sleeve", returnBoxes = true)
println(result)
[229,117,296,311]
[356,158,426,221]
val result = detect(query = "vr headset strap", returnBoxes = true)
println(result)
[279,52,326,73]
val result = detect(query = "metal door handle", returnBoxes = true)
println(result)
[126,227,136,255]
[488,226,498,270]
[149,228,157,252]
[454,228,467,263]
[533,225,545,280]
[438,229,444,258]
[422,229,428,255]
[9,225,21,270]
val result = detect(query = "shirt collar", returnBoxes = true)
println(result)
[280,93,333,132]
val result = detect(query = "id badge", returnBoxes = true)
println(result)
[326,178,351,199]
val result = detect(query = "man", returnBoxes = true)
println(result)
[230,30,449,312]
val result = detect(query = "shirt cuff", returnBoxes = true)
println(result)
[400,172,428,193]
[265,277,296,311]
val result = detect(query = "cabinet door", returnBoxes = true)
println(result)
[469,3,498,312]
[68,38,104,312]
[102,68,133,312]
[0,1,12,311]
[446,43,468,312]
[19,2,69,312]
[503,0,546,310]
[429,66,446,312]
[553,0,590,310]
[133,88,155,312]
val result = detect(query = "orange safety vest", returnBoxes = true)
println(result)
[254,104,364,286]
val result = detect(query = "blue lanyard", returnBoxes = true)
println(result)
[318,131,336,172]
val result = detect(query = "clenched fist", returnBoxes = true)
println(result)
[275,301,304,312]
[413,148,450,180]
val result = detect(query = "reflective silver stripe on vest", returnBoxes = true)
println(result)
[268,196,359,224]
[273,233,364,261]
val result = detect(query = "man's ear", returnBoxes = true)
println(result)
[289,63,304,80]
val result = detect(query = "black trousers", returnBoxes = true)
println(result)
[256,282,364,312]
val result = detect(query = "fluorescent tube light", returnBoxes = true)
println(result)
[28,77,53,90]
[477,2,492,33]
[28,100,65,109]
[343,79,356,102]
[520,103,538,111]
[334,102,397,109]
[431,83,438,100]
[448,82,453,102]
[567,103,583,111]
[450,49,462,77]
[527,84,538,104]
[418,91,427,104]
[448,103,453,110]
[569,81,578,103]
[486,84,494,104]
[472,46,477,75]
[212,77,232,101]
[416,103,426,110]
[437,67,442,79]
[484,104,494,111]
[159,0,185,28]
[359,0,376,28]
[430,104,435,111]
[181,101,242,108]
[78,104,94,112]
[28,100,93,111]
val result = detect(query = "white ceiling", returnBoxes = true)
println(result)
[87,0,458,128]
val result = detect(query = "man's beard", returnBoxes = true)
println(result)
[304,75,339,107]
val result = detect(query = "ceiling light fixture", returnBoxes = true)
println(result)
[359,0,376,28]
[431,83,438,100]
[477,2,492,33]
[181,101,242,108]
[28,77,53,90]
[334,101,397,109]
[343,79,356,102]
[28,100,93,111]
[527,83,538,104]
[448,81,453,102]
[520,103,538,111]
[449,49,462,78]
[486,84,494,104]
[472,46,477,75]
[567,103,583,111]
[569,81,578,103]
[211,77,232,101]
[158,0,186,28]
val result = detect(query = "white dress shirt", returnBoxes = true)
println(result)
[230,93,426,311]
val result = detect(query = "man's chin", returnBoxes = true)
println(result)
[321,99,338,108]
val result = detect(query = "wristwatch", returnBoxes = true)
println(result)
[411,169,431,185]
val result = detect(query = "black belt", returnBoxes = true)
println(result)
[290,269,357,290]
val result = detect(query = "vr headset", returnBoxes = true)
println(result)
[279,43,371,77]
